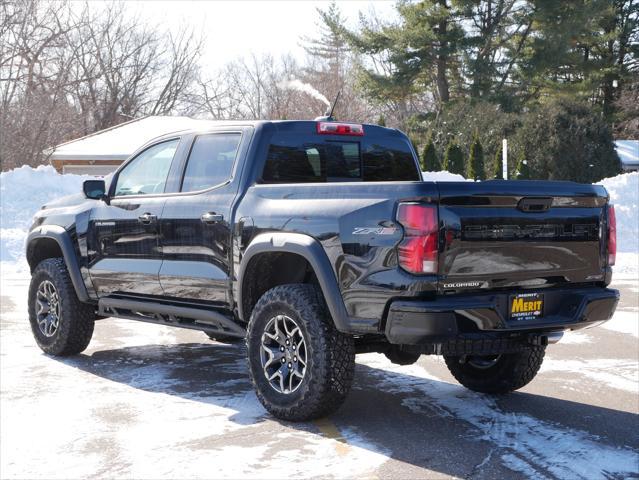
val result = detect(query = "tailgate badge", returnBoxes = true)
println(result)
[353,227,397,235]
[443,281,482,289]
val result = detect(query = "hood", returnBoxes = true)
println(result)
[41,193,87,210]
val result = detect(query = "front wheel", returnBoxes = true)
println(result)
[247,284,355,421]
[28,258,95,356]
[443,346,546,394]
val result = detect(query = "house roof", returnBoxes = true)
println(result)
[48,116,215,162]
[615,140,639,167]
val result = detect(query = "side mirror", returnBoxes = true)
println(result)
[83,179,106,200]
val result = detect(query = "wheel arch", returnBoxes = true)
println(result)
[237,232,351,332]
[26,226,89,302]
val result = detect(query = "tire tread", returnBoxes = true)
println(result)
[444,345,546,394]
[247,284,355,421]
[28,258,95,356]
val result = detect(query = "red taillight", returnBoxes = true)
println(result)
[396,203,438,274]
[317,122,364,136]
[607,204,616,266]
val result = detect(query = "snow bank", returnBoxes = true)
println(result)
[0,165,91,264]
[422,170,469,181]
[598,171,639,253]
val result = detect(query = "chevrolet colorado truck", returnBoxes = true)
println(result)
[26,120,619,421]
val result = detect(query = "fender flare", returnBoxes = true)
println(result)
[26,225,90,302]
[237,232,353,333]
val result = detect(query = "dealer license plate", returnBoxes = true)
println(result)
[509,292,544,321]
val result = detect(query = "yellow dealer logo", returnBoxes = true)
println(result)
[511,297,542,313]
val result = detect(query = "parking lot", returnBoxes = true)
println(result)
[1,271,637,479]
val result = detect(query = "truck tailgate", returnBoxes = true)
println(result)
[436,180,610,294]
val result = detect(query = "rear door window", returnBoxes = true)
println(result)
[181,133,241,192]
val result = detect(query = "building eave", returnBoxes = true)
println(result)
[49,154,130,162]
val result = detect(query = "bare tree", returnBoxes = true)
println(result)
[1,0,205,170]
[614,80,639,139]
[1,0,81,169]
[196,54,317,121]
[150,28,203,116]
[68,3,163,130]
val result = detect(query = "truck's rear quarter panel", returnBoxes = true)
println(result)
[238,181,439,322]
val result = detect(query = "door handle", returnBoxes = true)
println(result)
[138,212,157,224]
[201,212,223,224]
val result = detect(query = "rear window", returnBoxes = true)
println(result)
[261,134,419,183]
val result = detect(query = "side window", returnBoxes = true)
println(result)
[362,138,420,181]
[114,140,178,196]
[263,141,361,183]
[181,133,241,192]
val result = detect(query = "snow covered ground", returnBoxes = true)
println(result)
[1,167,638,478]
[1,272,637,479]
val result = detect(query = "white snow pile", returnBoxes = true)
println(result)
[422,170,470,182]
[0,165,91,264]
[598,171,639,253]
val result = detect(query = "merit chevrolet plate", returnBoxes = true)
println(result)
[509,292,544,321]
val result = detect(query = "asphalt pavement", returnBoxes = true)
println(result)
[1,272,637,479]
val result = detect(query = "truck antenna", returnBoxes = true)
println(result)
[326,90,341,120]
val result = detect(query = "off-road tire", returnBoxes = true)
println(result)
[443,346,546,394]
[28,258,95,356]
[384,347,421,366]
[205,332,243,344]
[247,284,355,421]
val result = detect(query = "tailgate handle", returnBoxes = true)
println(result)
[201,212,223,224]
[518,197,552,212]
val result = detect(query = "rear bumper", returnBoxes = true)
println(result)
[385,287,619,345]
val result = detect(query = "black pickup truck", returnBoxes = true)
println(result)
[26,120,619,421]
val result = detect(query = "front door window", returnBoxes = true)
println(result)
[114,139,178,196]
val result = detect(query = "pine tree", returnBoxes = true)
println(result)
[421,135,440,171]
[377,114,386,127]
[467,132,485,180]
[302,3,348,81]
[492,144,503,179]
[515,151,530,179]
[443,139,465,176]
[342,0,464,109]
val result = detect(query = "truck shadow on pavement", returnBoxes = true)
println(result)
[58,341,639,479]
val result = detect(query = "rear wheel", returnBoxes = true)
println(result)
[443,346,546,394]
[247,284,355,421]
[28,258,95,356]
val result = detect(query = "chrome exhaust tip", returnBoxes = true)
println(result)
[546,332,564,344]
